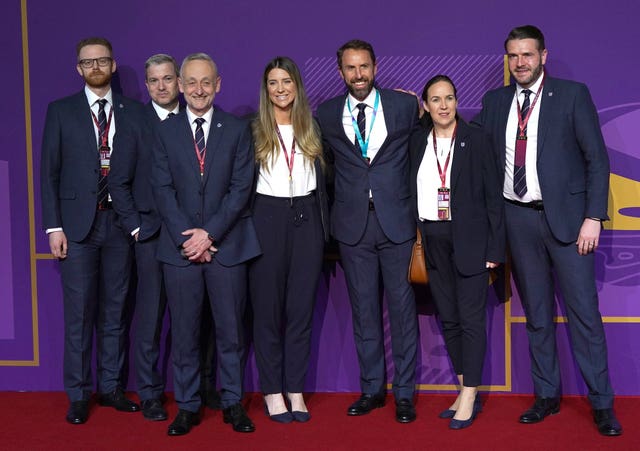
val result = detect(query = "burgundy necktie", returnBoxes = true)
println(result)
[513,89,531,197]
[96,99,109,209]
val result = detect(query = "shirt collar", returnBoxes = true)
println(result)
[152,101,180,120]
[516,70,544,96]
[348,87,378,112]
[85,85,113,107]
[186,106,214,125]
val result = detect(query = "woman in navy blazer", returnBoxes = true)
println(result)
[248,56,328,423]
[409,75,505,429]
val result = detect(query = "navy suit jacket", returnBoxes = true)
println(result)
[109,103,174,241]
[151,108,260,267]
[409,119,505,275]
[41,90,144,242]
[317,88,419,245]
[473,76,610,244]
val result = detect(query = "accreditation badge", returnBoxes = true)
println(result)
[437,187,450,220]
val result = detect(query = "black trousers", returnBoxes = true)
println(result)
[420,220,488,387]
[249,193,324,394]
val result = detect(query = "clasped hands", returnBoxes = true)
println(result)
[181,228,218,263]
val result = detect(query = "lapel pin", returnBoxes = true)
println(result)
[217,122,222,128]
[460,142,466,147]
[119,103,124,108]
[548,92,553,96]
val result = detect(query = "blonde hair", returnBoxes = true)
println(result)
[252,56,322,171]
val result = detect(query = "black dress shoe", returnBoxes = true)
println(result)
[98,388,140,412]
[66,400,89,425]
[395,399,416,423]
[347,393,385,416]
[593,408,623,436]
[141,398,168,421]
[167,409,200,436]
[223,403,255,433]
[519,397,560,424]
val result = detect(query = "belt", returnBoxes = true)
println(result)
[368,199,375,210]
[505,198,544,210]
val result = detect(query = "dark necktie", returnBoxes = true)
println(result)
[513,89,531,197]
[166,112,175,119]
[355,103,367,145]
[194,117,205,156]
[97,99,109,208]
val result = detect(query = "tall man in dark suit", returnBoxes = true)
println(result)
[474,25,622,436]
[109,53,182,422]
[317,39,419,424]
[151,53,260,436]
[40,37,141,425]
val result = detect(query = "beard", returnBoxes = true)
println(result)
[346,77,375,101]
[84,69,112,89]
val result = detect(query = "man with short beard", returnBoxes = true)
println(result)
[41,36,144,425]
[474,25,622,436]
[317,39,420,424]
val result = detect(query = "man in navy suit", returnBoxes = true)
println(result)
[474,25,622,436]
[151,53,260,436]
[317,39,419,423]
[109,53,182,422]
[40,37,142,424]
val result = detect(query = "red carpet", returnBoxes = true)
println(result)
[2,392,637,450]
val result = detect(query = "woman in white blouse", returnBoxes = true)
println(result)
[249,56,328,423]
[409,75,505,429]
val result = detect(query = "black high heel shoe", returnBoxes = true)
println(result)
[264,402,293,423]
[286,395,311,423]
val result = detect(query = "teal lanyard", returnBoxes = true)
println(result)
[347,89,380,159]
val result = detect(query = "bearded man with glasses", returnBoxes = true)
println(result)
[41,36,145,425]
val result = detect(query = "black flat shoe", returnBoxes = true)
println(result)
[519,397,559,424]
[439,394,482,419]
[66,400,89,425]
[593,408,622,436]
[167,409,200,436]
[223,403,255,433]
[98,388,140,412]
[347,393,385,416]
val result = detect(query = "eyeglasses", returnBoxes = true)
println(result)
[78,57,113,69]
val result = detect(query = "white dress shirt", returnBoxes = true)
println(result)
[85,85,116,149]
[504,74,544,202]
[417,133,455,221]
[341,87,388,162]
[256,124,317,197]
[186,107,214,144]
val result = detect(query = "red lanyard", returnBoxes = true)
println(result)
[275,125,296,180]
[193,126,206,177]
[432,123,457,188]
[90,105,113,148]
[516,73,545,138]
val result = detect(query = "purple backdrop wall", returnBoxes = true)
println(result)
[1,0,639,396]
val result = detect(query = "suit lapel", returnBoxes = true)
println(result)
[75,92,99,155]
[450,122,470,191]
[370,89,392,166]
[177,112,202,182]
[202,110,223,183]
[498,86,516,171]
[536,78,554,159]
